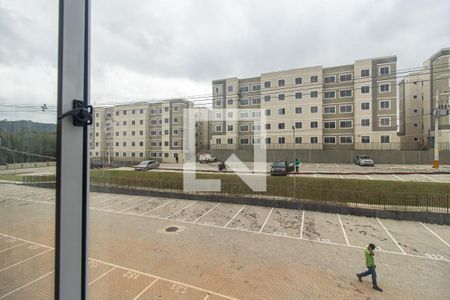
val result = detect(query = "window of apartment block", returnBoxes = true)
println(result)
[139,141,144,146]
[115,132,119,137]
[252,98,261,105]
[324,91,336,98]
[310,121,318,128]
[252,84,261,91]
[240,125,249,132]
[413,109,418,113]
[95,132,99,137]
[340,136,353,144]
[380,117,391,126]
[227,125,234,131]
[278,137,286,144]
[123,110,127,115]
[278,79,285,87]
[310,91,318,98]
[173,141,179,147]
[132,109,136,115]
[361,86,370,94]
[131,141,136,147]
[215,125,222,132]
[379,66,390,75]
[151,130,157,136]
[215,138,221,144]
[310,106,319,113]
[240,112,249,119]
[227,138,233,144]
[158,119,162,124]
[123,121,127,126]
[164,130,169,135]
[339,73,352,82]
[116,152,119,157]
[252,124,261,132]
[278,123,285,129]
[95,142,99,147]
[239,85,249,93]
[115,142,119,147]
[226,111,233,119]
[295,122,302,129]
[139,109,144,114]
[123,152,126,157]
[361,69,370,77]
[381,135,390,143]
[339,120,353,128]
[139,153,144,157]
[324,121,336,129]
[361,136,370,143]
[339,105,352,113]
[278,108,286,115]
[95,122,99,127]
[265,109,271,116]
[227,85,234,92]
[379,83,390,92]
[214,86,221,94]
[132,131,136,136]
[215,100,222,106]
[361,119,370,127]
[295,77,302,84]
[122,131,127,136]
[116,111,119,116]
[295,137,302,144]
[265,137,272,144]
[379,100,390,109]
[361,102,370,110]
[265,123,271,130]
[323,106,336,114]
[240,98,249,106]
[310,137,318,144]
[310,75,318,83]
[414,123,418,127]
[151,120,157,125]
[324,136,336,144]
[278,94,285,101]
[264,81,271,88]
[240,138,249,144]
[264,95,271,102]
[122,141,127,146]
[227,98,233,105]
[164,141,169,146]
[164,118,169,123]
[215,112,222,120]
[340,89,352,97]
[295,107,303,114]
[324,76,336,84]
[139,120,144,125]
[295,92,303,99]
[173,117,179,123]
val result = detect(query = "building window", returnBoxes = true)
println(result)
[310,137,318,144]
[278,108,286,115]
[265,109,271,116]
[252,98,261,105]
[140,141,144,146]
[164,141,169,146]
[239,85,249,93]
[361,119,370,127]
[339,73,352,82]
[215,112,222,120]
[361,102,370,110]
[227,125,233,131]
[215,138,221,144]
[310,75,318,83]
[310,121,318,129]
[379,100,390,109]
[123,110,127,115]
[252,84,261,91]
[115,111,119,116]
[122,152,126,157]
[131,141,136,147]
[324,76,336,84]
[264,95,271,102]
[323,106,335,114]
[379,83,390,92]
[215,100,222,106]
[173,141,179,147]
[227,138,233,144]
[122,141,127,146]
[324,91,336,98]
[227,85,234,92]
[295,107,303,114]
[239,125,249,132]
[295,92,302,99]
[139,120,144,125]
[339,105,352,113]
[278,94,285,101]
[324,121,336,129]
[295,137,302,144]
[131,131,136,136]
[361,86,370,94]
[339,120,353,128]
[252,124,261,131]
[278,137,285,144]
[265,137,272,144]
[227,98,233,105]
[164,118,169,123]
[215,125,222,132]
[361,69,370,77]
[278,123,285,129]
[115,132,119,137]
[240,112,249,119]
[340,136,353,144]
[340,89,352,97]
[123,121,127,126]
[265,123,271,130]
[278,79,285,87]
[381,135,390,143]
[380,117,391,126]
[295,122,302,129]
[310,106,319,113]
[132,109,136,115]
[295,77,302,84]
[264,81,271,88]
[122,131,127,136]
[240,98,249,106]
[324,136,336,144]
[310,91,318,98]
[379,66,390,75]
[139,130,144,136]
[361,136,370,143]
[240,138,249,144]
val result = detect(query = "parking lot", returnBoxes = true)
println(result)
[1,184,449,299]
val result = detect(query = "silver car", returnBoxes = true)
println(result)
[354,155,375,166]
[134,160,160,171]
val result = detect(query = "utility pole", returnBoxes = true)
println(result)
[433,90,450,169]
[292,125,296,199]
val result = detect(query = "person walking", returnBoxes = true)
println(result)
[357,243,383,292]
[295,158,300,172]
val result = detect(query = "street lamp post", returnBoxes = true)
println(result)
[433,90,450,169]
[292,125,296,199]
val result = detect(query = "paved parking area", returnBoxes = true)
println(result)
[1,184,449,299]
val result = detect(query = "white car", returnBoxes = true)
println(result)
[134,160,160,171]
[354,155,375,166]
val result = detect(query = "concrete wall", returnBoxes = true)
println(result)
[211,149,450,164]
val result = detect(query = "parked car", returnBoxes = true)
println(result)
[198,153,217,163]
[134,160,160,171]
[270,161,295,176]
[354,155,375,166]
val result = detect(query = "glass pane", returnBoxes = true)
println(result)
[0,0,58,299]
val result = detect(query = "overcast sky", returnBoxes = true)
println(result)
[0,0,449,123]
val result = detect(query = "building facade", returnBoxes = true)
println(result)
[211,55,399,151]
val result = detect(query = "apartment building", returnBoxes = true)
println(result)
[399,48,450,149]
[211,55,399,150]
[89,99,204,164]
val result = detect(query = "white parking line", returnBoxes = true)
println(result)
[193,203,221,224]
[99,198,138,211]
[133,278,159,300]
[337,214,350,246]
[166,201,198,219]
[421,174,440,183]
[0,270,54,300]
[118,198,155,213]
[313,173,317,178]
[392,174,406,182]
[0,233,51,249]
[420,222,450,248]
[90,196,119,208]
[88,266,117,286]
[224,205,246,228]
[0,249,52,272]
[259,208,274,233]
[140,200,175,216]
[300,210,305,239]
[203,294,211,300]
[0,242,27,254]
[377,218,406,254]
[339,175,344,179]
[365,175,373,180]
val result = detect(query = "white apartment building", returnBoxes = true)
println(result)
[211,55,399,150]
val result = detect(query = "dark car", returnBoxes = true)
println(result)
[270,161,295,176]
[134,160,160,171]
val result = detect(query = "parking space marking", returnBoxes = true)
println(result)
[337,214,350,246]
[392,174,406,181]
[166,201,198,219]
[339,175,343,179]
[420,222,450,248]
[88,266,117,285]
[365,175,373,180]
[300,210,305,239]
[259,208,274,233]
[0,248,52,272]
[0,241,27,254]
[0,270,54,300]
[224,205,246,228]
[99,197,139,211]
[140,200,174,216]
[421,174,440,183]
[133,278,159,300]
[193,203,221,223]
[377,218,406,254]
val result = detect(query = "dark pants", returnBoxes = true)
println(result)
[358,266,377,287]
[295,166,299,172]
